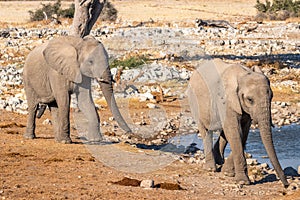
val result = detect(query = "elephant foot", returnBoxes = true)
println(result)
[203,161,217,172]
[23,133,36,139]
[223,171,235,177]
[87,134,103,143]
[56,136,72,144]
[221,166,235,177]
[221,159,235,177]
[56,139,72,144]
[235,173,251,185]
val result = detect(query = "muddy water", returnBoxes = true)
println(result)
[168,124,300,169]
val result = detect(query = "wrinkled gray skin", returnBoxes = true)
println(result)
[187,59,288,187]
[23,35,132,144]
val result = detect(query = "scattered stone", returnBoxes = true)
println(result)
[260,163,269,169]
[288,182,299,191]
[146,103,157,109]
[140,179,154,188]
[246,158,258,165]
[284,167,299,177]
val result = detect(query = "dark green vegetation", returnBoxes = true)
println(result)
[255,0,300,20]
[110,55,150,69]
[28,0,117,22]
[29,0,74,21]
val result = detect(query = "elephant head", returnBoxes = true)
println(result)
[43,35,132,134]
[227,65,288,187]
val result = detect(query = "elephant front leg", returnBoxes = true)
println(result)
[76,86,102,142]
[222,115,252,178]
[223,118,250,185]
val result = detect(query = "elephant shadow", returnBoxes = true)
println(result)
[253,174,278,185]
[135,142,198,154]
[35,136,55,140]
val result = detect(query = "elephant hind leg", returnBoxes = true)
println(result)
[213,130,227,165]
[36,103,47,118]
[24,89,38,139]
[201,128,217,172]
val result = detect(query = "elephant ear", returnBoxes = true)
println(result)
[251,65,264,74]
[43,37,82,83]
[223,65,243,115]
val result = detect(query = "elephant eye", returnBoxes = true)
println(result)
[246,97,254,104]
[88,60,94,65]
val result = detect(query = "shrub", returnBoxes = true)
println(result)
[100,1,118,22]
[255,0,300,20]
[59,3,75,19]
[29,0,74,21]
[110,56,149,69]
[29,0,117,22]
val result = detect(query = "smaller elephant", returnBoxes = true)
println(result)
[23,35,132,144]
[187,59,288,187]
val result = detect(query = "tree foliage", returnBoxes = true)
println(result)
[255,0,300,20]
[29,0,118,22]
[29,0,74,21]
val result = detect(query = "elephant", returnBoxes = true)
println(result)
[23,35,132,144]
[187,59,288,187]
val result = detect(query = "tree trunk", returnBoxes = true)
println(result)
[71,0,106,37]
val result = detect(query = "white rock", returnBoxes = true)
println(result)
[140,180,154,188]
[260,163,269,169]
[246,158,258,165]
[146,103,157,109]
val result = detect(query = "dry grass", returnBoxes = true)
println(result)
[0,0,258,24]
[0,1,72,24]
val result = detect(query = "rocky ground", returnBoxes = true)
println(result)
[1,0,300,199]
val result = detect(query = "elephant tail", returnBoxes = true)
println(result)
[36,103,47,118]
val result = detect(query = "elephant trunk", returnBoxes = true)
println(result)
[98,68,132,133]
[257,107,289,187]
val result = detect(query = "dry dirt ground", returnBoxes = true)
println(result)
[1,0,300,199]
[0,0,257,24]
[1,106,300,200]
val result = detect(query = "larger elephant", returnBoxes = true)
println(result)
[187,59,288,187]
[23,35,132,144]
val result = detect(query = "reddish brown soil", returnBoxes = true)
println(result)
[1,107,299,199]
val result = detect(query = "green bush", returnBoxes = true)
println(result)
[29,0,117,22]
[29,0,74,21]
[110,56,149,69]
[255,0,300,20]
[59,3,75,19]
[100,1,118,22]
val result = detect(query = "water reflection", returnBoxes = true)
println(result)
[167,124,300,169]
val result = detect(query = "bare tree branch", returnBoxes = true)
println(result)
[71,0,106,37]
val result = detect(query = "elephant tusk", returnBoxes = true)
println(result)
[96,78,116,84]
[96,78,110,84]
